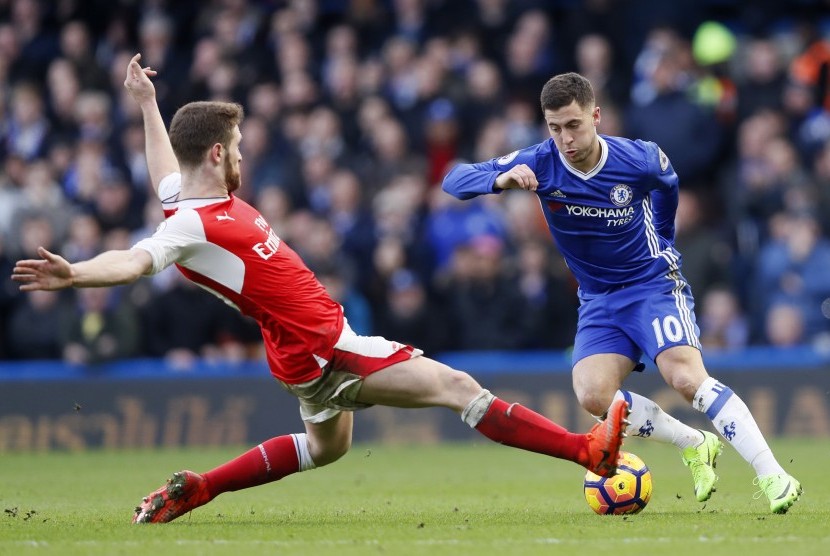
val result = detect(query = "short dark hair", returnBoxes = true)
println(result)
[540,72,595,112]
[168,101,244,167]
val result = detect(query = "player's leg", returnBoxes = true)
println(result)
[356,355,628,477]
[643,345,722,502]
[132,411,347,524]
[658,345,802,513]
[623,278,728,502]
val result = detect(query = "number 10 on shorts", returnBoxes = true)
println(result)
[651,316,684,348]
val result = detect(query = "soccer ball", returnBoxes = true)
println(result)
[583,451,653,515]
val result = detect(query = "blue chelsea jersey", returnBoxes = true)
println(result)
[442,135,681,299]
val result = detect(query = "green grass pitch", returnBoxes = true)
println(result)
[1,438,828,555]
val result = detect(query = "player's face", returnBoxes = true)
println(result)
[544,101,601,171]
[224,125,243,193]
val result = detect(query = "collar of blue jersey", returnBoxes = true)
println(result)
[558,135,608,180]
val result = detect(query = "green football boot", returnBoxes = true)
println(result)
[754,473,802,514]
[681,430,723,502]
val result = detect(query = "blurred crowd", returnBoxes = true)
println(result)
[3,0,830,367]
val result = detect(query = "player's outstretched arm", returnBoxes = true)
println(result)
[443,153,538,200]
[12,247,153,291]
[123,53,179,195]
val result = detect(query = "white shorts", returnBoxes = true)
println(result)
[280,321,422,423]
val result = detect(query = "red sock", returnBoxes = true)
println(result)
[475,398,588,465]
[202,435,301,498]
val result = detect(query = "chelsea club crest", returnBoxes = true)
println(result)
[610,184,633,207]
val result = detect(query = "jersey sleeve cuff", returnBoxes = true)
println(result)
[488,172,504,194]
[131,241,165,275]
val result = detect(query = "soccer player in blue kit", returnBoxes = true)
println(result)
[442,72,801,513]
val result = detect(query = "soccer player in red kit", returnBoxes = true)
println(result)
[12,54,629,524]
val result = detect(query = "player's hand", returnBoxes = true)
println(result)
[12,247,74,291]
[494,164,538,192]
[123,53,157,104]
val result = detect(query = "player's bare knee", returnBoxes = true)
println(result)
[446,369,480,392]
[577,390,613,416]
[444,369,483,408]
[307,432,352,467]
[309,439,351,467]
[665,371,700,401]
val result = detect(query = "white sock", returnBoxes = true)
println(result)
[692,377,784,477]
[614,390,703,449]
[291,433,317,471]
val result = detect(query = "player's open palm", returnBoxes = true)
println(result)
[495,164,538,192]
[124,53,157,104]
[12,247,73,291]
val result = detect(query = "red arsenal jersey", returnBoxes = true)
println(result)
[133,173,344,383]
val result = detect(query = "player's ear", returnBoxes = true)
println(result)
[593,106,601,127]
[209,143,223,164]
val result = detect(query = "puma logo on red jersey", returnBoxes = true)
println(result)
[216,211,235,222]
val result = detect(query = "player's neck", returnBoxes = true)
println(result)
[180,168,230,200]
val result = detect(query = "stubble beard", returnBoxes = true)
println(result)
[224,156,241,193]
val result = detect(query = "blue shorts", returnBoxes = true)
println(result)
[572,272,701,368]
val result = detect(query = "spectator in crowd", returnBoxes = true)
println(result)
[514,238,578,350]
[439,235,524,350]
[326,167,376,285]
[115,121,150,200]
[135,13,186,117]
[62,212,102,263]
[736,36,787,122]
[59,20,108,91]
[755,210,830,343]
[698,285,750,351]
[502,9,557,103]
[788,23,830,113]
[574,33,629,108]
[673,189,732,302]
[60,286,139,365]
[784,25,830,159]
[688,21,738,125]
[44,57,82,139]
[5,81,51,161]
[422,97,461,186]
[719,110,788,288]
[5,288,72,359]
[8,0,59,83]
[13,211,57,260]
[362,116,426,195]
[765,301,807,348]
[376,268,449,355]
[626,27,723,187]
[91,171,143,232]
[458,59,505,141]
[372,173,433,283]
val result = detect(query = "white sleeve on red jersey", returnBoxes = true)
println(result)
[131,209,205,275]
[158,172,182,202]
